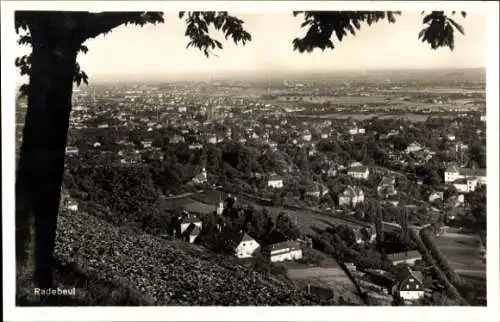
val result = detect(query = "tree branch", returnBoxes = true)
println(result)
[77,11,164,42]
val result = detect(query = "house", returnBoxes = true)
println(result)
[347,166,370,180]
[338,186,364,208]
[302,132,312,142]
[170,134,185,144]
[391,266,425,302]
[452,177,478,193]
[405,142,422,153]
[267,240,303,262]
[305,183,329,199]
[267,175,284,189]
[65,146,79,155]
[188,143,203,150]
[387,251,422,266]
[348,126,365,135]
[377,176,397,198]
[60,191,79,211]
[189,167,208,185]
[446,194,465,208]
[444,166,486,185]
[327,165,338,177]
[179,212,203,235]
[234,233,260,259]
[428,191,444,203]
[120,154,141,165]
[455,142,469,153]
[141,140,153,149]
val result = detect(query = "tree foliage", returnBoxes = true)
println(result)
[418,11,466,50]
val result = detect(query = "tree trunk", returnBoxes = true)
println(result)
[16,27,78,288]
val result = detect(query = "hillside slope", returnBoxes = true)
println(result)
[36,210,331,305]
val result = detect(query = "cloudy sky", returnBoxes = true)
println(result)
[16,12,486,80]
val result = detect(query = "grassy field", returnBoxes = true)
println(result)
[433,232,486,279]
[158,195,215,215]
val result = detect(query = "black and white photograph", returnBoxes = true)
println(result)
[2,1,499,321]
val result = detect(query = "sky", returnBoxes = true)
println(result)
[16,12,486,81]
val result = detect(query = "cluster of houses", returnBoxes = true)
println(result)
[444,165,487,193]
[345,249,426,304]
[172,198,305,263]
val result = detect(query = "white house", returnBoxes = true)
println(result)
[453,178,478,193]
[392,267,425,302]
[428,191,444,203]
[180,213,203,235]
[405,142,422,153]
[338,186,364,208]
[377,176,397,197]
[455,142,469,153]
[190,168,208,185]
[207,136,218,144]
[444,166,486,185]
[141,140,153,149]
[268,175,284,189]
[348,126,365,135]
[347,166,370,180]
[65,199,78,211]
[268,241,303,262]
[234,233,260,259]
[182,224,201,243]
[302,133,312,142]
[388,251,422,266]
[65,146,79,155]
[188,143,203,150]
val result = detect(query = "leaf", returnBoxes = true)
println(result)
[447,18,465,35]
[423,14,433,24]
[79,45,89,54]
[418,28,427,40]
[461,11,466,18]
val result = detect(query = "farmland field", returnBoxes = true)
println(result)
[286,265,362,304]
[294,112,432,122]
[433,232,486,280]
[276,95,393,105]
